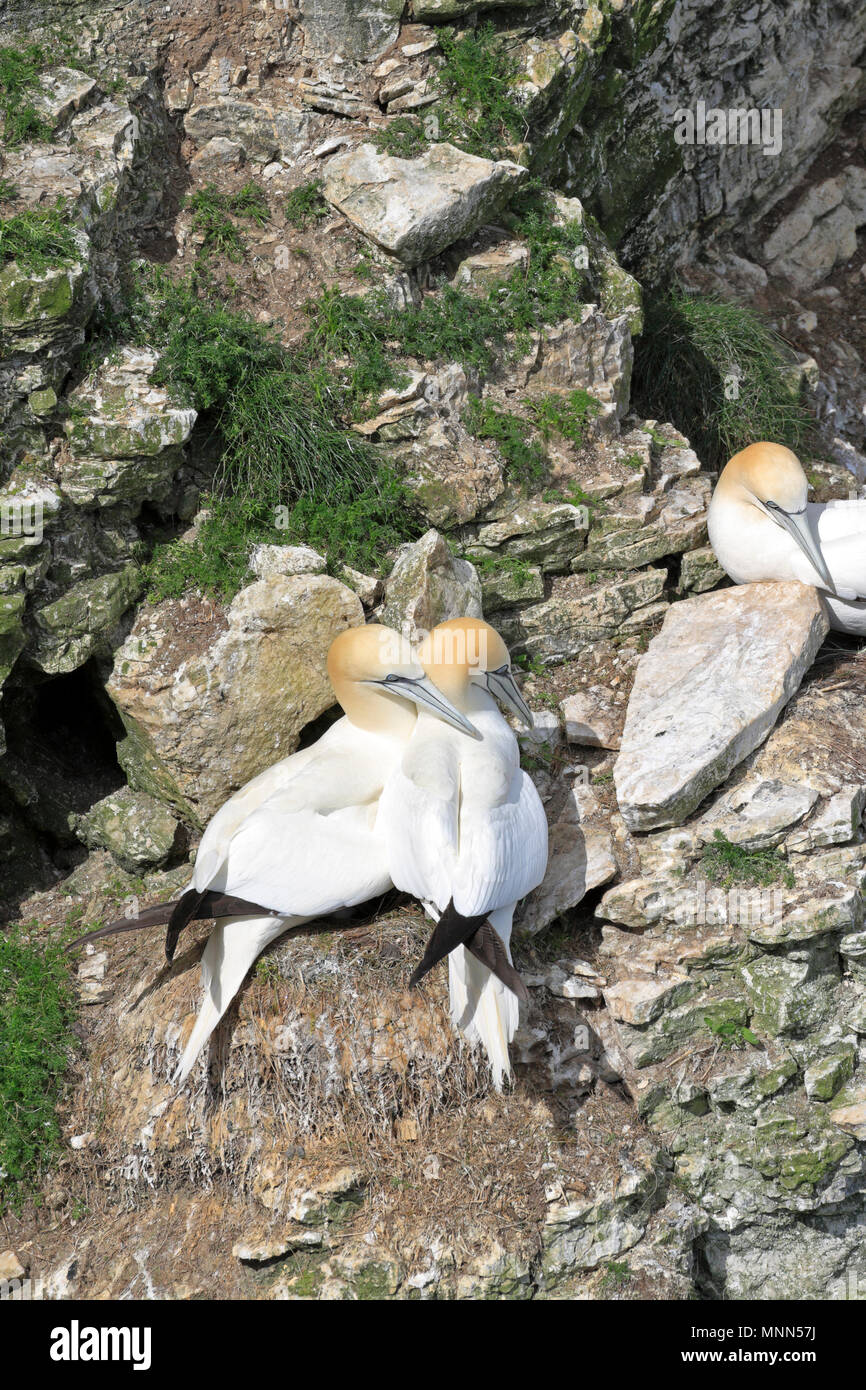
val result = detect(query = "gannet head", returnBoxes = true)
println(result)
[418,617,534,730]
[716,442,836,592]
[327,624,477,737]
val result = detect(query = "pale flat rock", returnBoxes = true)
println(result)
[614,583,830,832]
[560,687,623,749]
[108,576,363,824]
[381,528,481,643]
[698,776,819,851]
[323,142,526,266]
[786,785,866,853]
[518,821,616,935]
[249,544,327,579]
[604,973,693,1027]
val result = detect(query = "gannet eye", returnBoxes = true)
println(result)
[494,664,510,676]
[383,673,402,683]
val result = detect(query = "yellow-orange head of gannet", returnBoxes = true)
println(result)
[709,441,836,592]
[326,623,477,738]
[416,616,533,728]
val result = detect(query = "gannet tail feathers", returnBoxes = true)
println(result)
[65,893,280,955]
[449,946,520,1092]
[408,899,489,988]
[165,888,208,963]
[173,913,293,1086]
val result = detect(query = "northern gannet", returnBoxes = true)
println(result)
[378,617,549,1089]
[71,624,476,1085]
[707,441,866,634]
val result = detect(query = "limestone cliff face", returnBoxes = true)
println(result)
[1,0,865,1303]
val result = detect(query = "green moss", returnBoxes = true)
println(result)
[0,920,76,1212]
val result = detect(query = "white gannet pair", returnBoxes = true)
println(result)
[72,616,547,1090]
[708,442,866,635]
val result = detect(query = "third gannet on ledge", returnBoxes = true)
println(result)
[707,441,866,635]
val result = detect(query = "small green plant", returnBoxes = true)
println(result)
[700,830,794,890]
[705,1015,761,1049]
[0,921,76,1211]
[470,551,534,590]
[0,175,18,201]
[515,652,545,677]
[527,389,601,449]
[633,290,811,469]
[284,179,329,229]
[435,23,526,158]
[0,198,78,272]
[186,182,269,261]
[464,395,547,491]
[0,44,54,146]
[372,116,428,159]
[601,1260,632,1289]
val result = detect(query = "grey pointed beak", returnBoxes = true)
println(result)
[772,505,837,594]
[483,668,534,730]
[367,674,480,738]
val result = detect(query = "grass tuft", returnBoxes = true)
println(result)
[0,922,76,1212]
[119,269,415,599]
[700,830,795,890]
[0,44,54,146]
[284,179,329,230]
[186,182,270,262]
[464,396,547,491]
[372,116,429,159]
[0,198,78,273]
[633,290,811,469]
[435,23,526,158]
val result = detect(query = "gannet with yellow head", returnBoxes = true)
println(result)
[707,442,866,634]
[378,617,548,1089]
[71,624,477,1085]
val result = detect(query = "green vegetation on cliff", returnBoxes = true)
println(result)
[0,922,76,1211]
[0,199,78,273]
[0,43,54,146]
[633,290,811,469]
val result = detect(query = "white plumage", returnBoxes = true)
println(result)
[708,442,866,634]
[172,625,476,1085]
[379,619,548,1089]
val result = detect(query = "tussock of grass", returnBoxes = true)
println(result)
[122,270,414,599]
[700,830,795,890]
[528,389,601,449]
[0,44,54,146]
[186,182,270,262]
[372,116,429,159]
[284,179,329,230]
[435,23,526,158]
[0,198,78,272]
[464,396,548,491]
[633,290,811,469]
[0,922,76,1211]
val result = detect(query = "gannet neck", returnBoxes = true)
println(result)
[327,624,418,737]
[327,623,477,738]
[420,617,533,729]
